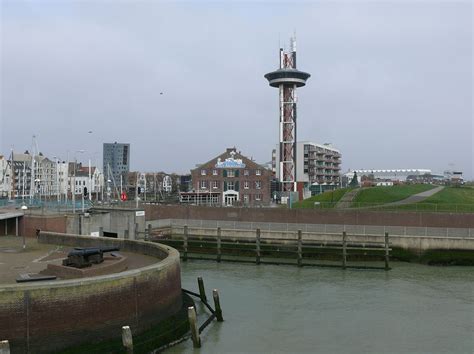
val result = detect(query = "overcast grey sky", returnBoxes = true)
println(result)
[1,1,472,178]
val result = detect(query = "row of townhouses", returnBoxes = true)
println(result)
[0,152,104,199]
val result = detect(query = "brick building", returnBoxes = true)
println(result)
[180,148,272,206]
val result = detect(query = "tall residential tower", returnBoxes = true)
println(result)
[103,142,130,187]
[265,37,310,193]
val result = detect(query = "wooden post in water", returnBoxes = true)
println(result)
[188,306,201,348]
[122,326,133,354]
[384,232,390,271]
[0,340,10,354]
[297,229,303,267]
[216,227,222,263]
[256,228,261,265]
[213,289,224,322]
[198,276,207,302]
[183,225,188,261]
[342,231,347,269]
[147,223,152,241]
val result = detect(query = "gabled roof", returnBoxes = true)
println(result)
[192,148,268,172]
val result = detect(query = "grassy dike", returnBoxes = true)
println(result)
[292,188,352,209]
[58,293,194,354]
[394,186,474,212]
[352,184,435,205]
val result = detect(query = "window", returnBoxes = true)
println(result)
[212,181,218,189]
[201,169,206,176]
[227,181,234,190]
[255,181,261,189]
[227,170,235,177]
[244,170,249,176]
[244,181,249,189]
[255,194,262,201]
[200,180,207,189]
[256,169,261,176]
[212,169,218,176]
[243,195,249,204]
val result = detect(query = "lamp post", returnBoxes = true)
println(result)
[53,156,60,204]
[34,178,41,204]
[72,159,76,213]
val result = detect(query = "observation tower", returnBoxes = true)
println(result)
[265,37,310,193]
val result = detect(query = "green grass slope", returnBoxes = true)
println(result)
[293,188,351,209]
[352,184,434,205]
[395,186,474,212]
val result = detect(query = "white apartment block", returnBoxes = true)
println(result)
[274,142,341,186]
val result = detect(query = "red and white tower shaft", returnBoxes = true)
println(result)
[265,37,310,193]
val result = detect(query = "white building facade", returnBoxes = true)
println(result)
[344,169,432,183]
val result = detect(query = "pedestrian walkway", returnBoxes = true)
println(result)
[385,186,444,206]
[335,188,360,209]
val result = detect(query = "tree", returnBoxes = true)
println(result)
[349,172,359,188]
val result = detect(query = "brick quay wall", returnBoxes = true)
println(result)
[0,232,182,353]
[144,205,474,228]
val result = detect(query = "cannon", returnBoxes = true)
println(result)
[62,246,120,268]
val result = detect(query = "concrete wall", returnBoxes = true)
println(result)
[0,232,182,354]
[168,225,474,252]
[19,208,146,239]
[144,204,474,228]
[78,208,146,239]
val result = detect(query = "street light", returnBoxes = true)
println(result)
[34,178,41,202]
[53,156,61,204]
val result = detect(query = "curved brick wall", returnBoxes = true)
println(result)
[0,232,182,353]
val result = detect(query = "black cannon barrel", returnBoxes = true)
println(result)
[68,246,120,257]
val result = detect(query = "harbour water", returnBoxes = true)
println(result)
[168,261,473,353]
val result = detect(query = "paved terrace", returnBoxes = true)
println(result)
[0,236,157,284]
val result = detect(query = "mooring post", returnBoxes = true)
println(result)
[183,225,188,261]
[342,231,347,269]
[256,228,261,265]
[297,229,303,267]
[213,289,224,322]
[122,326,133,354]
[188,306,201,348]
[384,232,390,271]
[147,223,152,241]
[216,227,222,263]
[197,276,207,302]
[99,226,104,236]
[0,340,10,354]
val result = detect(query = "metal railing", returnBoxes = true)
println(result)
[0,198,93,212]
[296,201,474,213]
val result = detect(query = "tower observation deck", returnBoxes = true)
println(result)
[264,37,310,193]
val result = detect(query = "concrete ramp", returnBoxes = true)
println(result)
[335,189,361,209]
